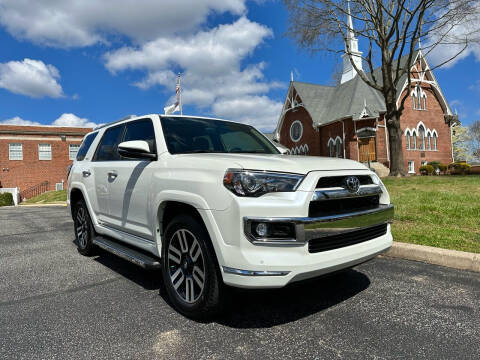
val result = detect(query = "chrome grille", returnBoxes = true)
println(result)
[308,224,388,253]
[316,175,373,189]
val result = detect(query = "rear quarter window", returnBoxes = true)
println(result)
[76,132,98,161]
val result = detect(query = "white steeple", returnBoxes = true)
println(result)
[341,1,363,84]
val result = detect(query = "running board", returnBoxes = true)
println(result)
[93,236,161,270]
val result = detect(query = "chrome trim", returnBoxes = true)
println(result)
[312,184,382,201]
[244,204,394,246]
[98,224,155,244]
[223,266,290,276]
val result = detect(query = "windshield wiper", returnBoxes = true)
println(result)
[229,150,267,154]
[178,150,223,154]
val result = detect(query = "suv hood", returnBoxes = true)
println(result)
[175,153,369,174]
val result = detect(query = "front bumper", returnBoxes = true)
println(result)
[244,204,394,246]
[218,205,394,288]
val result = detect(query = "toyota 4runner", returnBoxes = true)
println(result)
[67,114,394,318]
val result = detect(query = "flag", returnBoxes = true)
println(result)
[164,73,181,115]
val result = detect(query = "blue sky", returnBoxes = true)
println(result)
[0,0,478,132]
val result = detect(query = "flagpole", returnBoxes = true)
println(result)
[179,73,183,115]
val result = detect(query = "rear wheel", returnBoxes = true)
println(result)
[162,215,224,319]
[73,199,96,256]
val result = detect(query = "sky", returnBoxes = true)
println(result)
[0,0,479,132]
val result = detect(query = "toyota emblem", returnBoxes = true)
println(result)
[344,176,360,193]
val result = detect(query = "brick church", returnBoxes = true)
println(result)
[273,11,458,175]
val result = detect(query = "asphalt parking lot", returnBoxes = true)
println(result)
[0,206,479,360]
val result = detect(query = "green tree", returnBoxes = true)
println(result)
[452,125,472,162]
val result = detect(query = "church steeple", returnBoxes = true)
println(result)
[341,1,363,84]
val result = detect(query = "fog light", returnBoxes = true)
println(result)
[256,223,268,237]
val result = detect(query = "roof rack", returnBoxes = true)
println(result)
[93,115,137,130]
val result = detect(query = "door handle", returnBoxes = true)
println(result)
[82,170,91,177]
[108,171,118,179]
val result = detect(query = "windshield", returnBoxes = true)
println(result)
[160,117,280,155]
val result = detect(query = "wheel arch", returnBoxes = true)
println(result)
[156,199,226,269]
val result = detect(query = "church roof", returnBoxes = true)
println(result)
[291,50,421,126]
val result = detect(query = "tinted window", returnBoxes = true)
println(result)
[94,125,124,161]
[76,132,98,161]
[123,119,156,153]
[160,117,279,155]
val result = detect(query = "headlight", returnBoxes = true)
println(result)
[223,169,304,197]
[370,172,390,204]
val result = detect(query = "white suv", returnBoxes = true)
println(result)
[67,114,393,318]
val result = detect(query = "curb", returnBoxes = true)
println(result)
[19,203,67,207]
[384,241,480,273]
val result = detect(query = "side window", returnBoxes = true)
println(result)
[76,132,98,161]
[94,125,125,161]
[123,119,156,153]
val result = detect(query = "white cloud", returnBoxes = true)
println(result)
[212,96,283,129]
[469,80,480,92]
[0,59,63,98]
[0,113,96,128]
[105,17,284,129]
[0,0,246,47]
[0,116,40,126]
[425,5,480,68]
[52,113,97,128]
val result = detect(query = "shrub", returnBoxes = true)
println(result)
[419,165,434,175]
[0,192,14,207]
[427,161,447,175]
[448,162,472,175]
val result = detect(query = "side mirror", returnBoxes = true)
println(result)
[118,140,156,160]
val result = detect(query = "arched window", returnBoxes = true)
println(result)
[433,131,437,150]
[335,137,343,158]
[405,130,411,150]
[328,139,335,157]
[426,131,431,150]
[416,85,422,110]
[413,84,427,110]
[418,125,425,150]
[411,130,417,150]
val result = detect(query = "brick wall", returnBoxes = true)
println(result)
[0,125,92,194]
[399,84,453,173]
[279,106,321,155]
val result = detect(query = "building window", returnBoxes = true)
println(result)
[335,137,343,158]
[412,84,426,110]
[328,138,335,157]
[427,133,431,150]
[69,144,80,160]
[9,143,23,160]
[406,130,411,150]
[418,125,425,150]
[408,161,415,173]
[38,144,52,160]
[433,132,437,150]
[421,161,427,166]
[411,130,417,150]
[289,120,303,143]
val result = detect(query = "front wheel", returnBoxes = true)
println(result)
[162,215,224,319]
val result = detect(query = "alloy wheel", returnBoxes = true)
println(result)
[76,207,89,248]
[167,229,206,303]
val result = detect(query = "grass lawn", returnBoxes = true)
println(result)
[383,175,480,254]
[22,190,67,204]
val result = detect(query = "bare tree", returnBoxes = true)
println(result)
[283,0,480,175]
[470,120,480,160]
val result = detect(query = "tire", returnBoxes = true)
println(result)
[162,214,224,319]
[73,199,96,256]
